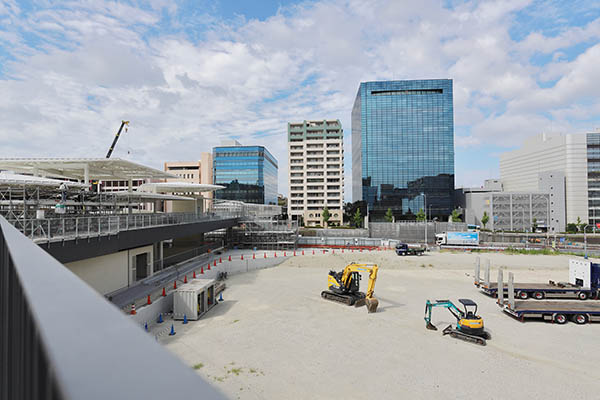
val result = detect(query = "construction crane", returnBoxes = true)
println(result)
[105,120,130,159]
[321,263,379,313]
[424,299,490,346]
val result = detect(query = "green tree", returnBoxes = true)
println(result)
[415,208,426,222]
[353,208,362,228]
[481,211,489,229]
[451,209,462,222]
[566,223,578,234]
[384,208,394,222]
[576,216,583,232]
[322,206,330,228]
[532,218,538,232]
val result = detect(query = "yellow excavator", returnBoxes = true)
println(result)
[321,263,379,313]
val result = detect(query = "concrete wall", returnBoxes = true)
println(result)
[66,251,129,295]
[369,222,467,244]
[65,245,153,295]
[539,171,566,232]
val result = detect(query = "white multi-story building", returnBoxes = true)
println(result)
[164,153,213,197]
[499,132,596,227]
[287,120,344,227]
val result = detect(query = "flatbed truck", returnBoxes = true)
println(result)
[395,243,426,256]
[474,258,600,300]
[497,270,600,324]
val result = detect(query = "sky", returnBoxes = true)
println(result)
[1,0,599,201]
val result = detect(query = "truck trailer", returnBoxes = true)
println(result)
[436,231,479,246]
[474,258,600,300]
[497,270,600,324]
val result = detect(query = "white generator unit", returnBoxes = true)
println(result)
[173,278,217,321]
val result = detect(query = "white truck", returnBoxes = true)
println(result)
[436,231,479,246]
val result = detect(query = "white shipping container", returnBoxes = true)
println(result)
[173,278,217,321]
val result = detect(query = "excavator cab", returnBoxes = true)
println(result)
[459,299,478,319]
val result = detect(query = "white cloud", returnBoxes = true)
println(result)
[0,0,598,199]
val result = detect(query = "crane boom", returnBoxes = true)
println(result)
[105,120,130,158]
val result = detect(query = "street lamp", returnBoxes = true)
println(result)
[421,192,427,245]
[584,224,590,259]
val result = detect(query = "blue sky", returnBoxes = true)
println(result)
[1,0,600,199]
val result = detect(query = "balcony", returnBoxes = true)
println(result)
[0,216,223,399]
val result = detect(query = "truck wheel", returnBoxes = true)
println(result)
[577,292,588,301]
[518,291,529,299]
[533,291,544,300]
[573,314,588,325]
[554,314,567,324]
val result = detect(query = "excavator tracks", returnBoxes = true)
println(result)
[442,325,488,346]
[321,290,360,306]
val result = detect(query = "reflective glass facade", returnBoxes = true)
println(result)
[352,80,454,220]
[213,146,278,205]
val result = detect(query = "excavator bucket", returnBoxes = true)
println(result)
[426,322,438,331]
[365,297,379,313]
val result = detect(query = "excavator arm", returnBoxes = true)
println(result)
[340,263,379,299]
[424,300,463,331]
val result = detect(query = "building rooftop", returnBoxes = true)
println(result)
[0,158,175,181]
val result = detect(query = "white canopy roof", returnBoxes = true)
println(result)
[137,182,224,193]
[110,191,195,201]
[0,158,175,181]
[0,171,89,188]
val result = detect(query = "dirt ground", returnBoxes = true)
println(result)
[161,249,600,400]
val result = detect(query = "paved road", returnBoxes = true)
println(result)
[111,249,290,309]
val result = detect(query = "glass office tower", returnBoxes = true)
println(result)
[352,79,454,220]
[213,144,278,205]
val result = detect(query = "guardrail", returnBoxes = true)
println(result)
[0,216,224,400]
[6,212,240,242]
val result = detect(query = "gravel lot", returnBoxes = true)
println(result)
[161,249,600,400]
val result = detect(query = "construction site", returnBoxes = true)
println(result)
[125,248,599,399]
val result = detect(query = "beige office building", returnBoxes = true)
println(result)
[287,120,344,227]
[164,153,214,206]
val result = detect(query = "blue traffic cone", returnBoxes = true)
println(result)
[144,322,148,331]
[183,314,188,324]
[169,324,176,336]
[157,313,163,324]
[219,292,223,302]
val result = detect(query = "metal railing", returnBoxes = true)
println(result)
[7,212,240,242]
[0,216,224,400]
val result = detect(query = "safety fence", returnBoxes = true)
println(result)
[7,211,238,243]
[0,215,223,400]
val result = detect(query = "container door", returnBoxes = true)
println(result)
[198,292,205,315]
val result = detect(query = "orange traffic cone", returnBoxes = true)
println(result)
[228,255,232,261]
[313,250,315,255]
[219,257,222,263]
[173,280,177,289]
[302,250,304,255]
[201,266,204,274]
[162,287,166,297]
[193,271,197,279]
[207,263,211,271]
[213,260,216,267]
[184,275,188,284]
[264,252,267,258]
[147,295,152,305]
[275,252,277,258]
[253,253,256,259]
[130,304,136,315]
[241,254,244,260]
[293,251,296,256]
[283,251,286,257]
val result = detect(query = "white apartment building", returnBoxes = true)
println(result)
[499,133,592,226]
[287,120,344,227]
